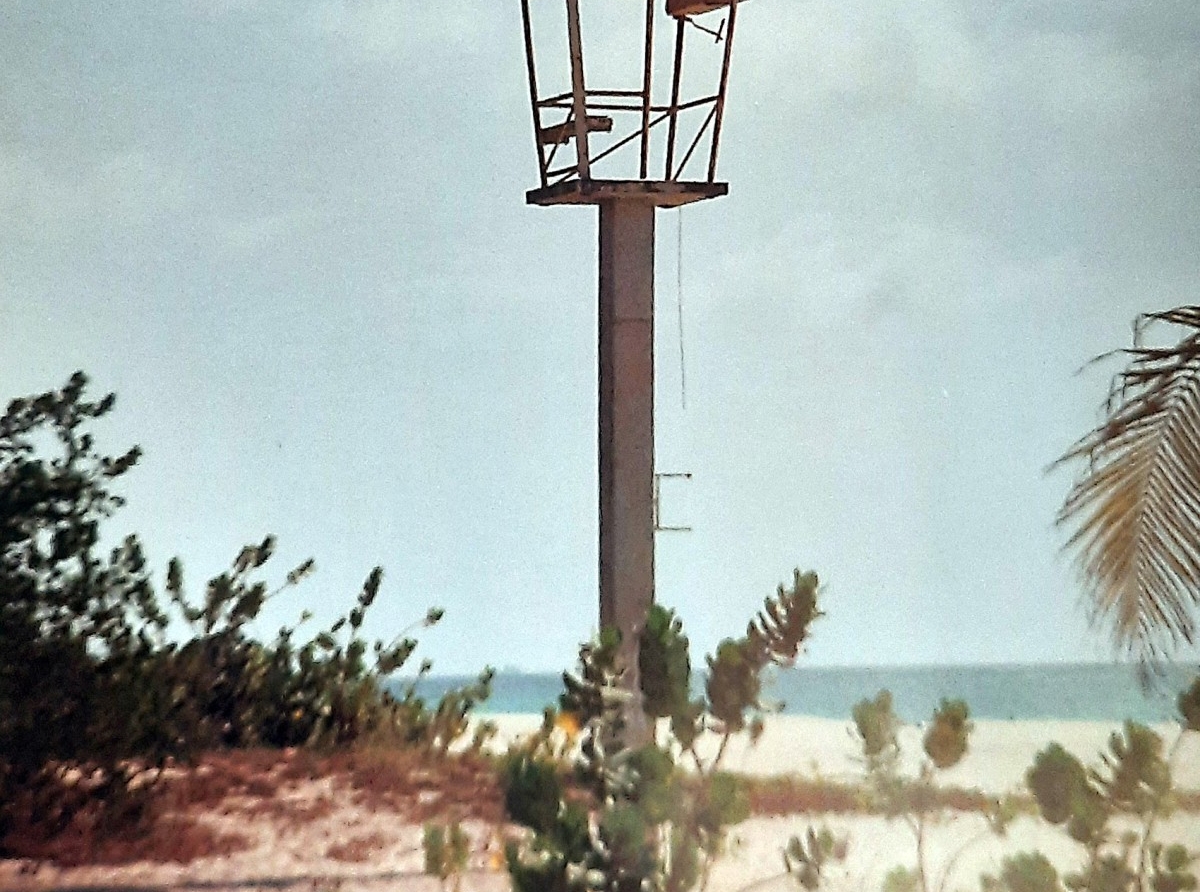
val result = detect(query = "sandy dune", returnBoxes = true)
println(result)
[3,716,1197,892]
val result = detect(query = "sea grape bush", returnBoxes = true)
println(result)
[0,373,490,850]
[1001,675,1200,892]
[503,570,824,892]
[845,691,1014,892]
[159,540,490,753]
[0,372,173,834]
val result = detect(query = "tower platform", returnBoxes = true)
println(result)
[527,178,728,208]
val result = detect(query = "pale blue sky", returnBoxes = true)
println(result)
[2,1,1199,673]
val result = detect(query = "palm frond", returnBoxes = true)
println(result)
[1052,306,1200,663]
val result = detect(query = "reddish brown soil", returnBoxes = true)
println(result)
[325,832,390,863]
[1,747,504,868]
[743,775,1018,817]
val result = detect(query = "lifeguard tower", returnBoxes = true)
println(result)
[517,0,747,742]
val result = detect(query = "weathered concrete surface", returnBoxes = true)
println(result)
[598,199,656,747]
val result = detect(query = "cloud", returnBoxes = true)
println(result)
[0,149,192,241]
[306,0,500,62]
[2,0,1198,668]
[207,208,323,253]
[737,0,985,110]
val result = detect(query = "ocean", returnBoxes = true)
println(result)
[392,662,1200,724]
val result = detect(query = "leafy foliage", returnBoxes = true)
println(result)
[560,626,630,766]
[1096,722,1171,815]
[885,866,922,892]
[155,542,488,754]
[1148,844,1198,892]
[746,568,822,668]
[504,574,823,892]
[1022,693,1200,892]
[1,373,174,839]
[702,569,824,742]
[423,821,471,891]
[1052,306,1200,663]
[1026,744,1105,844]
[0,373,490,853]
[981,852,1064,892]
[639,604,692,721]
[847,691,1011,892]
[1177,676,1200,733]
[503,755,566,836]
[705,638,763,735]
[924,699,972,770]
[852,690,901,772]
[783,826,848,891]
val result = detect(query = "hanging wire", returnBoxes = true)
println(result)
[676,208,688,410]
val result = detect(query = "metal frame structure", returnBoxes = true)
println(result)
[654,473,694,532]
[519,0,742,205]
[517,0,745,745]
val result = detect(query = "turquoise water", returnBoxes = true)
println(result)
[392,663,1199,723]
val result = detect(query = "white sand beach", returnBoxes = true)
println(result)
[3,716,1197,892]
[483,713,1200,794]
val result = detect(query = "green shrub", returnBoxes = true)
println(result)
[1021,687,1200,892]
[924,699,972,770]
[884,866,921,892]
[981,853,1064,892]
[1148,844,1198,892]
[0,373,490,853]
[0,374,177,843]
[852,690,901,772]
[639,604,692,721]
[846,691,1012,892]
[503,755,565,835]
[504,571,824,892]
[423,821,470,891]
[783,826,848,891]
[1026,743,1107,844]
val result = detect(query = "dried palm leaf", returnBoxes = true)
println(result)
[1052,306,1200,663]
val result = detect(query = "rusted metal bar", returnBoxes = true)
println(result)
[520,0,548,188]
[545,120,567,168]
[565,0,591,179]
[589,98,722,172]
[590,124,652,167]
[540,89,575,105]
[664,17,686,180]
[570,97,715,113]
[588,89,644,97]
[581,102,657,112]
[650,94,718,114]
[639,0,654,179]
[547,98,705,114]
[673,104,717,179]
[591,108,675,167]
[707,0,739,181]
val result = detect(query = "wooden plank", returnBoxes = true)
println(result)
[666,0,747,18]
[538,115,614,146]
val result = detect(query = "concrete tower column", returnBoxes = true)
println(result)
[597,199,656,748]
